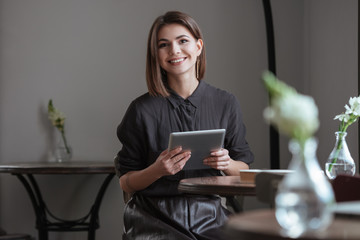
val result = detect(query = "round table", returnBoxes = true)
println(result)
[178,176,256,212]
[178,176,256,196]
[225,209,360,240]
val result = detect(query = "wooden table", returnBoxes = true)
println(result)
[225,209,360,240]
[0,161,115,240]
[178,176,255,212]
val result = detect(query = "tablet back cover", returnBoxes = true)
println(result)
[168,129,226,170]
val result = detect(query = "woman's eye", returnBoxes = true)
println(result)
[158,43,168,48]
[180,39,188,44]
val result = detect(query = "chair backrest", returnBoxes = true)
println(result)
[332,174,360,202]
[114,155,133,203]
[255,172,284,208]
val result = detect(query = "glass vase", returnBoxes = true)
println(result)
[54,131,72,162]
[55,143,72,162]
[325,131,355,180]
[275,138,335,238]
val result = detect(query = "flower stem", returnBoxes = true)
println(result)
[60,130,70,154]
[327,138,343,172]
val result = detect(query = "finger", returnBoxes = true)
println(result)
[159,148,170,157]
[203,156,217,165]
[217,155,231,162]
[204,159,230,166]
[170,154,191,174]
[171,151,191,163]
[204,154,230,164]
[168,146,183,158]
[176,154,191,169]
[210,148,228,156]
[203,157,230,168]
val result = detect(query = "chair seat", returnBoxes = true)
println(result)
[332,174,360,202]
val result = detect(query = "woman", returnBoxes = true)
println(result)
[115,11,254,240]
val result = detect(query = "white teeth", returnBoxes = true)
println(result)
[170,58,185,63]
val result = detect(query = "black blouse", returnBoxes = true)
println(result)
[115,81,254,196]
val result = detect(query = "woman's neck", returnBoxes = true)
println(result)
[168,74,199,99]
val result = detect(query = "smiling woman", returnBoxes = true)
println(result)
[114,10,254,240]
[158,25,202,82]
[157,24,203,98]
[146,11,207,98]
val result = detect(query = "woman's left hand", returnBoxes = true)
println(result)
[203,148,231,170]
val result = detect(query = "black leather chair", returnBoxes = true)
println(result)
[332,174,360,202]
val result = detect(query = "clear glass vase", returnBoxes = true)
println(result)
[275,138,335,238]
[55,143,72,162]
[54,131,72,162]
[325,131,355,180]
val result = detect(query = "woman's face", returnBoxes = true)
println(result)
[157,24,203,80]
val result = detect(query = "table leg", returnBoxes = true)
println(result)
[14,173,115,240]
[15,174,48,240]
[88,173,115,240]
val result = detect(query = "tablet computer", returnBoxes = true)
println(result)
[168,129,226,170]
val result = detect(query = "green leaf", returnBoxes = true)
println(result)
[262,71,297,99]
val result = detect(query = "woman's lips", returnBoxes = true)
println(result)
[169,57,186,64]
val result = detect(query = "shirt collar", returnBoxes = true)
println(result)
[167,80,205,109]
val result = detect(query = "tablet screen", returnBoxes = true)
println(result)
[168,129,226,170]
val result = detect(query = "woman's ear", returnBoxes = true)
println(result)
[196,39,203,56]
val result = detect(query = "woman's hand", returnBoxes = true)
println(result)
[120,147,191,193]
[203,148,231,171]
[203,148,249,175]
[153,147,191,177]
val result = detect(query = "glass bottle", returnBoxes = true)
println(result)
[325,131,355,180]
[54,131,72,162]
[275,138,335,238]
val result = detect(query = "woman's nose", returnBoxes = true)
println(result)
[169,43,181,55]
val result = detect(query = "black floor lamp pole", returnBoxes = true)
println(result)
[262,0,280,169]
[358,1,360,173]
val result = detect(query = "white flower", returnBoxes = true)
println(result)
[345,96,360,116]
[333,95,360,133]
[48,99,70,154]
[264,93,319,141]
[48,110,65,126]
[48,99,66,132]
[262,71,320,142]
[334,113,350,122]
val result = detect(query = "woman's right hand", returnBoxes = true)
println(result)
[153,147,191,176]
[120,147,191,193]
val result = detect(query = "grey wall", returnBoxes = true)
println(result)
[304,0,358,167]
[0,0,357,239]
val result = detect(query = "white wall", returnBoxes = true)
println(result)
[0,0,357,239]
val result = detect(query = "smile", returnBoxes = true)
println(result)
[169,58,186,63]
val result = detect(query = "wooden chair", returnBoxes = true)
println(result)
[255,172,284,208]
[332,174,360,202]
[0,228,33,240]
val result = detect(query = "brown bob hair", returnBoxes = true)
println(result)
[146,11,206,97]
